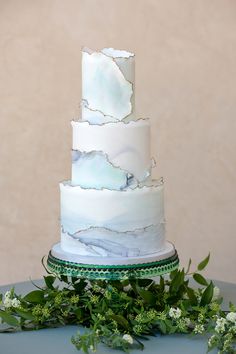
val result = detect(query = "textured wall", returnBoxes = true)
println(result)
[0,0,236,285]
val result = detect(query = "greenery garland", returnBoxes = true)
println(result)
[0,254,236,353]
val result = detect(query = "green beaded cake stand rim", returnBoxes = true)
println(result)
[47,250,179,280]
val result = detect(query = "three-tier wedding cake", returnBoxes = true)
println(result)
[47,47,179,279]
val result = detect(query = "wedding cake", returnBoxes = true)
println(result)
[47,47,179,279]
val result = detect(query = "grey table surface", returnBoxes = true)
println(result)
[0,279,235,354]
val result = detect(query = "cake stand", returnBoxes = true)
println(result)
[47,241,179,280]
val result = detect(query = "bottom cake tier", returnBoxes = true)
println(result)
[47,242,179,280]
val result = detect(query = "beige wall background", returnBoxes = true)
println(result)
[0,0,236,285]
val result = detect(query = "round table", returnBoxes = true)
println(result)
[0,279,235,354]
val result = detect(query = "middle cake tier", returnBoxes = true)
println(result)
[71,118,153,189]
[60,180,165,258]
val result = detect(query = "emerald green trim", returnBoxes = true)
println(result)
[47,251,179,280]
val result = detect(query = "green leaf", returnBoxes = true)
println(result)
[60,275,68,283]
[23,290,44,304]
[159,276,165,292]
[73,279,87,292]
[185,258,192,274]
[159,320,167,333]
[15,309,35,321]
[87,302,92,312]
[71,277,79,284]
[95,280,106,289]
[110,280,123,290]
[229,302,236,312]
[197,253,210,271]
[200,281,214,306]
[137,289,156,305]
[169,269,178,280]
[129,280,138,294]
[101,299,107,313]
[110,314,129,329]
[0,310,19,327]
[193,273,208,286]
[186,287,198,306]
[44,276,55,289]
[170,270,185,293]
[75,308,82,320]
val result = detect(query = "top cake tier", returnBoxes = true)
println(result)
[81,47,135,123]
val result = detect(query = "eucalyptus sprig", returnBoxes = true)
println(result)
[0,254,235,353]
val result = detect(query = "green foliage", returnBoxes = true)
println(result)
[23,290,45,304]
[200,281,214,306]
[0,253,236,353]
[197,253,210,271]
[43,276,56,290]
[193,273,208,286]
[186,287,198,306]
[0,310,20,327]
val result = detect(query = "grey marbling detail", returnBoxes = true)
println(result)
[61,224,165,257]
[60,179,164,235]
[71,150,138,190]
[81,99,118,125]
[82,49,133,121]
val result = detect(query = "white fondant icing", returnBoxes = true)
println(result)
[71,119,151,182]
[82,48,135,122]
[61,223,165,257]
[101,48,134,59]
[60,180,165,235]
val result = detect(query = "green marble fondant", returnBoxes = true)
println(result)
[47,251,179,280]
